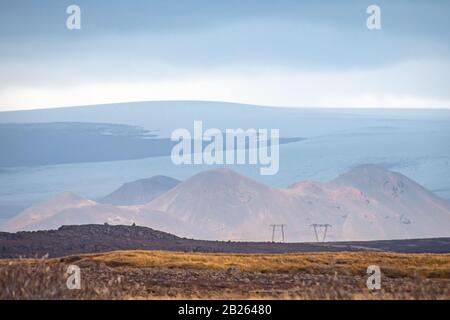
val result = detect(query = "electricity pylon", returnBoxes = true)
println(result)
[270,224,286,242]
[310,224,332,242]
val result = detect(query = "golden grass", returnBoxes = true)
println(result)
[58,250,450,278]
[1,250,449,299]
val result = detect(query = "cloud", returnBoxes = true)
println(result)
[0,1,449,109]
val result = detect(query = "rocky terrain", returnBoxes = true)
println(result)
[0,224,449,259]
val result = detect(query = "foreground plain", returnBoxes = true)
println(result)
[1,250,449,299]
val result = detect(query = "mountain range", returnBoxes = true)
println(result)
[1,165,450,242]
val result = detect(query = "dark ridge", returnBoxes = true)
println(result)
[1,224,449,258]
[0,123,304,167]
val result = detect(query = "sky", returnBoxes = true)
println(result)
[0,0,450,110]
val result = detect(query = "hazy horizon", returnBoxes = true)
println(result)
[4,99,450,113]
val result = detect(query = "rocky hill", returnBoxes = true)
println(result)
[1,224,449,258]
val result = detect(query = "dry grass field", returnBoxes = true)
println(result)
[1,250,449,300]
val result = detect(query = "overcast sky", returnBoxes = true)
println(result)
[1,0,449,110]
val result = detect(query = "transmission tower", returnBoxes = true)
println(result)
[310,224,332,242]
[270,224,286,242]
